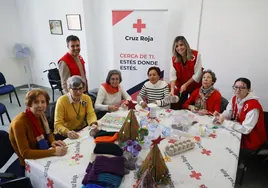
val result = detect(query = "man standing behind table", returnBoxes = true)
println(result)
[58,35,88,94]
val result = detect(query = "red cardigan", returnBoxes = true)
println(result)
[182,88,222,113]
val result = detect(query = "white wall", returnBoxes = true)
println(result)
[15,0,89,88]
[83,0,202,87]
[199,0,268,110]
[0,0,27,86]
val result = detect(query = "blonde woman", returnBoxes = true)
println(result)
[170,36,203,109]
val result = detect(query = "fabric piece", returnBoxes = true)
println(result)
[98,173,122,188]
[94,130,118,139]
[101,83,119,94]
[195,86,215,110]
[83,156,125,185]
[94,133,119,144]
[94,143,123,156]
[90,153,116,162]
[25,109,50,150]
[92,156,125,176]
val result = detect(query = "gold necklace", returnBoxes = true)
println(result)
[72,103,81,120]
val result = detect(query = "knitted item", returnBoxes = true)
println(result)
[90,153,116,162]
[98,173,122,188]
[93,156,125,176]
[85,184,104,188]
[94,133,119,144]
[94,143,123,156]
[94,130,118,139]
[83,156,125,185]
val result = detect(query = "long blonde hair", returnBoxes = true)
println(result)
[172,36,193,63]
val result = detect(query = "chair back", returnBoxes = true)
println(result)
[220,97,229,113]
[88,88,98,106]
[264,111,268,139]
[0,72,7,86]
[0,103,7,114]
[0,131,14,169]
[0,177,33,188]
[45,101,57,132]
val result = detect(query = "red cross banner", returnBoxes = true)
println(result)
[112,10,168,93]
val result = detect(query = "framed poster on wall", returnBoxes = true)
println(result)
[66,14,82,30]
[49,20,63,35]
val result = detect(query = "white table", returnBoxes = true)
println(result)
[25,108,241,188]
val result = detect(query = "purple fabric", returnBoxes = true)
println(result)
[93,156,125,176]
[82,156,125,185]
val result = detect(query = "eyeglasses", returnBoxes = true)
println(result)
[71,87,83,92]
[232,86,247,91]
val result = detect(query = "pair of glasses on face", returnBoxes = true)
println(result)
[71,87,83,92]
[232,86,247,91]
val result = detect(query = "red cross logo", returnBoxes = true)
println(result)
[201,149,211,156]
[209,133,217,138]
[194,136,201,141]
[133,19,146,33]
[25,163,31,173]
[190,171,202,180]
[168,139,177,144]
[47,178,54,188]
[72,154,83,161]
[200,184,207,188]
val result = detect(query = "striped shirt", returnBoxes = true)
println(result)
[137,80,170,107]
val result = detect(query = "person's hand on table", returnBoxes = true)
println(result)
[188,105,197,113]
[108,105,119,112]
[121,100,129,108]
[198,109,208,116]
[180,84,187,93]
[53,146,68,156]
[141,102,148,108]
[213,111,221,117]
[89,123,99,137]
[67,130,79,139]
[51,140,66,148]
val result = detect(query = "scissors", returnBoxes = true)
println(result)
[164,152,171,162]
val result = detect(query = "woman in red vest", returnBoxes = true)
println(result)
[182,70,222,115]
[170,36,203,109]
[214,78,267,151]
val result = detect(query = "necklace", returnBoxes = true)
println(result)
[72,103,81,120]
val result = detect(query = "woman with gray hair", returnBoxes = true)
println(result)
[95,70,131,115]
[182,70,222,115]
[54,75,98,140]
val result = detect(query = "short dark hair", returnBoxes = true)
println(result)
[147,66,161,76]
[25,89,50,107]
[66,35,80,44]
[203,69,217,83]
[106,69,122,84]
[234,77,251,89]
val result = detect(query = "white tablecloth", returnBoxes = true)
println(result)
[25,108,241,188]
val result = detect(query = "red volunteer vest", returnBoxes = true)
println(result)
[172,50,202,93]
[58,53,88,91]
[232,96,267,150]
